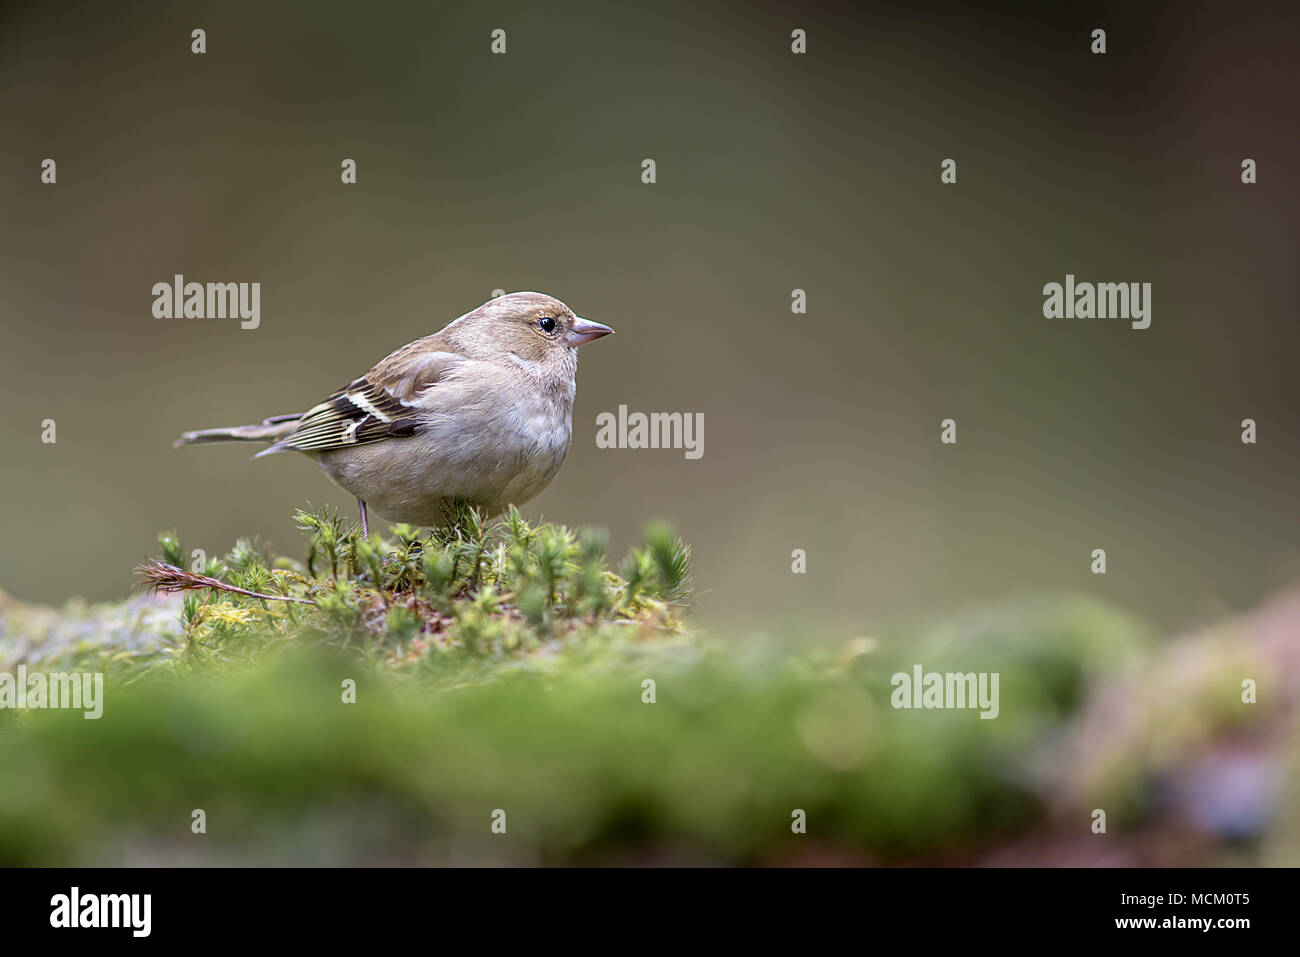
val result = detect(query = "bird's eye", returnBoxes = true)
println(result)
[538,316,557,333]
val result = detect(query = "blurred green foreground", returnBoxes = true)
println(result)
[0,509,1296,866]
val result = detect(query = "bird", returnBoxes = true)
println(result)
[174,292,614,538]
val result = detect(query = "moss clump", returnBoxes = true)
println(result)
[133,504,692,678]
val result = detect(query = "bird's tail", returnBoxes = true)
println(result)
[173,414,301,449]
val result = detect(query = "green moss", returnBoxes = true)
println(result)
[121,505,692,681]
[0,507,1284,865]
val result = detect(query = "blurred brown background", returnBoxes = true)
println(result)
[2,1,1297,636]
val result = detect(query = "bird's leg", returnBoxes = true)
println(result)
[357,499,370,541]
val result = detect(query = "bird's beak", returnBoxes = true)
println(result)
[567,317,615,346]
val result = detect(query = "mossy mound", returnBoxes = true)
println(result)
[118,504,693,680]
[0,507,1288,866]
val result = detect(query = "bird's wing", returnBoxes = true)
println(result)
[259,345,464,456]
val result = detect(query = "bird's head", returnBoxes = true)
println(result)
[445,292,614,369]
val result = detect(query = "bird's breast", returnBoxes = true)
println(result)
[315,382,575,524]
